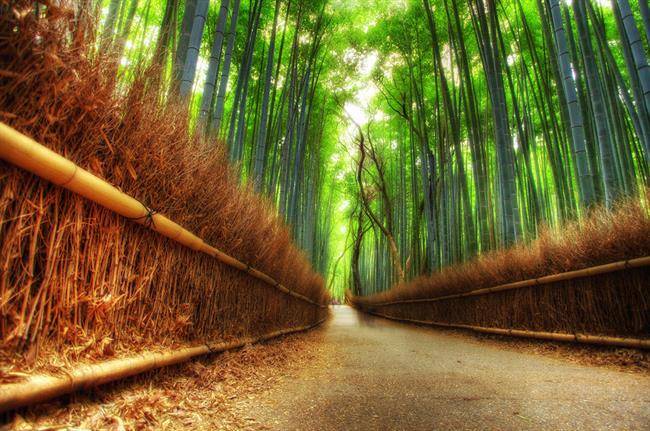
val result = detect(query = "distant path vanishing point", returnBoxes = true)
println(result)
[240,306,650,430]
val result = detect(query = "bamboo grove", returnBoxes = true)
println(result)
[94,0,347,277]
[2,0,648,304]
[338,0,650,297]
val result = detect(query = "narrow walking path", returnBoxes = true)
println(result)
[240,306,650,430]
[6,306,649,430]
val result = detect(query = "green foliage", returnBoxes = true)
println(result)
[98,0,649,300]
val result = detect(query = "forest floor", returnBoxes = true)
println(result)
[2,306,649,430]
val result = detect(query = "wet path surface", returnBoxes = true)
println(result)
[241,306,650,430]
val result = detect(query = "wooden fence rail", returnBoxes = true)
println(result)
[367,311,650,349]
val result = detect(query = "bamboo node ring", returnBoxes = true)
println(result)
[60,164,78,187]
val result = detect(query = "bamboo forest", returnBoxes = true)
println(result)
[76,0,650,298]
[0,0,649,428]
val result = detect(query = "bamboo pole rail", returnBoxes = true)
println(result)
[366,311,650,350]
[0,318,327,414]
[0,122,327,308]
[370,256,650,306]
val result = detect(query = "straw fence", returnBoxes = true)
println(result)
[0,6,329,378]
[0,122,328,366]
[352,258,650,348]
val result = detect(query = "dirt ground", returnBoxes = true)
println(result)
[2,306,649,430]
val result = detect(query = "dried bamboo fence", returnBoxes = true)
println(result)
[0,7,331,414]
[0,123,327,309]
[352,258,650,349]
[0,122,329,411]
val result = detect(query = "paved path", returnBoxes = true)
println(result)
[242,306,650,430]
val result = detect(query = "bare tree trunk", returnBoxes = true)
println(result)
[172,0,198,93]
[178,0,210,100]
[548,0,596,207]
[198,0,231,129]
[253,0,281,190]
[211,0,242,136]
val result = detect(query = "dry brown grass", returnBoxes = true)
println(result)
[2,328,328,430]
[353,194,650,338]
[0,2,328,372]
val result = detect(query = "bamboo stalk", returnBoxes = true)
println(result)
[371,256,650,306]
[0,318,327,414]
[366,311,650,349]
[0,122,326,308]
